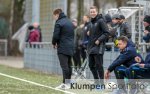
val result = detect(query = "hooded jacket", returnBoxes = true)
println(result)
[52,12,74,56]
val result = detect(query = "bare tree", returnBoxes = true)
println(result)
[8,0,25,55]
[8,0,14,55]
[93,0,100,12]
[77,0,84,25]
[67,0,72,18]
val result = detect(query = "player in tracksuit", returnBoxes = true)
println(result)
[127,53,150,79]
[105,36,143,94]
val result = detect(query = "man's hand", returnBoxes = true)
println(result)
[144,30,149,35]
[87,31,90,36]
[95,40,100,45]
[139,64,145,68]
[135,56,141,63]
[104,70,110,80]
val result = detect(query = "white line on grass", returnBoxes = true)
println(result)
[0,72,75,94]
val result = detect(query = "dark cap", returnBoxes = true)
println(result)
[112,14,120,19]
[105,14,112,23]
[28,25,34,30]
[119,15,125,19]
[143,15,150,24]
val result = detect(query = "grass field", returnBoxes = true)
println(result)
[0,65,66,94]
[0,65,111,94]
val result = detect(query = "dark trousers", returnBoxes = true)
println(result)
[114,66,128,86]
[127,65,150,79]
[89,54,104,83]
[73,48,81,70]
[58,54,72,84]
[80,48,86,62]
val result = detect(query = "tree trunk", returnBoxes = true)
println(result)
[116,0,122,8]
[8,0,25,56]
[77,0,84,25]
[8,0,14,55]
[93,0,100,12]
[67,0,72,18]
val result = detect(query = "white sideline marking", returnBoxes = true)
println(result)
[0,73,75,94]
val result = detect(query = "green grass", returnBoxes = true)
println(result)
[0,65,110,94]
[0,65,64,94]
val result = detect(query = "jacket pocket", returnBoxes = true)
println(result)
[99,44,105,54]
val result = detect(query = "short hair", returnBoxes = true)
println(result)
[53,8,62,15]
[90,6,98,12]
[117,36,129,43]
[84,14,90,19]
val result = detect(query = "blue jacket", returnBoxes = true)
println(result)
[143,26,150,42]
[144,52,150,69]
[143,33,150,42]
[108,41,143,72]
[82,22,90,43]
[52,12,74,56]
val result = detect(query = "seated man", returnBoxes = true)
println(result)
[104,36,143,94]
[127,52,150,79]
[124,52,150,94]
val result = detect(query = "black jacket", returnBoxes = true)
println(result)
[52,12,74,56]
[82,22,91,43]
[88,14,109,54]
[144,52,150,69]
[118,22,131,39]
[108,41,143,72]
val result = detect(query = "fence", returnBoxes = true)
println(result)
[0,39,7,56]
[24,42,149,79]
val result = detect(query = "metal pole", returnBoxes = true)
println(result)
[138,4,141,44]
[32,0,40,23]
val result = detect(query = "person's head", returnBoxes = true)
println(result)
[112,14,120,24]
[53,8,62,20]
[90,6,98,18]
[28,25,34,30]
[33,22,39,28]
[143,15,150,27]
[83,15,90,23]
[72,19,78,27]
[105,14,112,23]
[118,15,125,23]
[117,36,129,50]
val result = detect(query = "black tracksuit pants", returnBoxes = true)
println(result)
[73,48,81,70]
[89,54,104,83]
[58,54,72,84]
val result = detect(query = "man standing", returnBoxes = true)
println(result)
[52,9,74,89]
[81,15,91,61]
[88,6,109,84]
[32,22,42,42]
[72,19,82,71]
[118,15,131,39]
[143,15,150,52]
